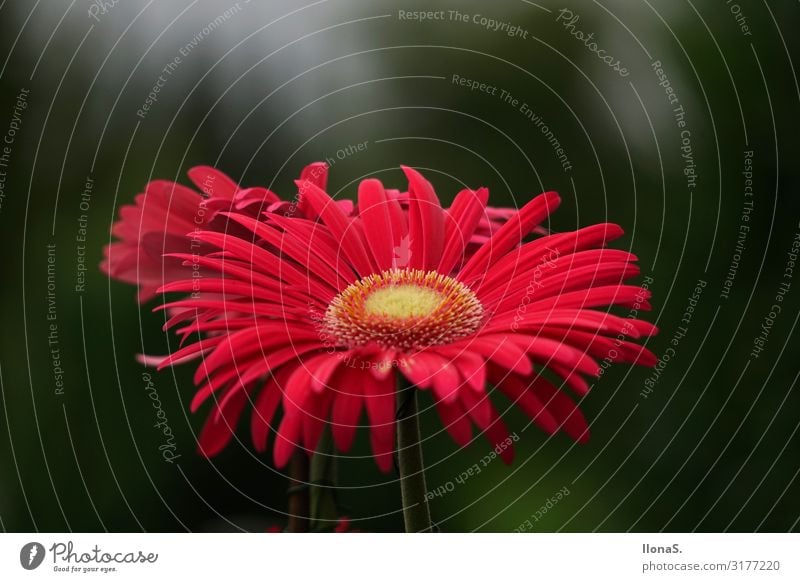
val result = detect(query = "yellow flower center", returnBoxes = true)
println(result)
[324,269,483,350]
[363,284,443,319]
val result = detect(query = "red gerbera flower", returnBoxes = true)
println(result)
[152,165,657,472]
[102,162,336,301]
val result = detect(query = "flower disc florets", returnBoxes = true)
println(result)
[323,268,484,350]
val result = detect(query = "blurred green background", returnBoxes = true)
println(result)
[0,0,798,532]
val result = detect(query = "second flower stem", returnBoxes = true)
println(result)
[310,427,339,531]
[396,385,433,533]
[287,452,310,532]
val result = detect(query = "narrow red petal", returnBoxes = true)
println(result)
[438,187,488,274]
[297,162,329,218]
[295,180,375,275]
[358,179,395,271]
[187,166,239,199]
[496,375,559,434]
[362,373,396,472]
[434,398,472,446]
[401,166,445,271]
[458,191,560,284]
[197,387,250,457]
[331,368,364,452]
[274,410,303,468]
[533,381,590,443]
[251,368,290,452]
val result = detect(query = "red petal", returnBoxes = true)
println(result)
[358,180,395,271]
[434,348,487,394]
[459,388,514,463]
[358,179,396,271]
[251,369,290,452]
[401,166,445,271]
[297,162,329,217]
[362,373,396,472]
[434,398,472,446]
[331,368,364,452]
[274,410,303,468]
[197,387,250,457]
[496,375,559,434]
[533,381,589,443]
[456,335,532,376]
[187,166,239,200]
[295,180,375,276]
[459,191,560,284]
[438,187,488,274]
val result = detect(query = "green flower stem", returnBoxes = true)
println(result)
[310,427,339,531]
[396,384,433,533]
[286,452,310,532]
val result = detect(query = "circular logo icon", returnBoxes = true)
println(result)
[20,542,45,570]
